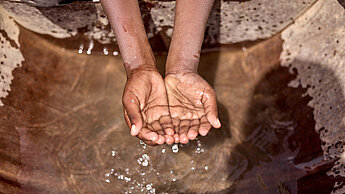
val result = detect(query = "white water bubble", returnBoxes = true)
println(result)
[111,150,116,157]
[197,140,202,146]
[146,183,152,190]
[142,160,149,167]
[125,177,131,182]
[142,154,149,160]
[103,47,109,55]
[195,147,205,154]
[78,44,84,54]
[118,175,124,180]
[105,179,110,183]
[161,148,166,154]
[113,51,119,56]
[172,144,179,153]
[204,165,209,171]
[139,140,147,149]
[86,39,94,55]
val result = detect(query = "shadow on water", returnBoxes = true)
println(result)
[218,61,345,193]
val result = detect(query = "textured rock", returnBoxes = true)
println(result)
[2,0,317,45]
[150,0,316,44]
[0,1,76,38]
[280,0,345,179]
[10,0,61,7]
[0,6,24,106]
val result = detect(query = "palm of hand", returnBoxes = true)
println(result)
[165,72,220,144]
[123,67,174,145]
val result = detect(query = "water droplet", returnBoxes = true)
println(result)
[125,177,131,182]
[113,51,119,56]
[78,44,84,54]
[118,175,124,180]
[161,148,166,153]
[111,150,116,157]
[146,183,152,190]
[86,39,94,55]
[105,179,110,183]
[172,144,179,153]
[103,47,109,55]
[204,165,208,170]
[142,160,148,167]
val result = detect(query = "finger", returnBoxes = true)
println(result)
[156,135,165,145]
[124,108,142,136]
[150,122,165,145]
[199,116,212,136]
[138,127,158,142]
[202,89,221,128]
[172,118,180,134]
[165,135,174,145]
[187,119,199,140]
[159,115,175,136]
[123,93,143,136]
[179,120,190,144]
[174,134,180,143]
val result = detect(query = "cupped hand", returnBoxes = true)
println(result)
[122,65,175,145]
[165,71,221,144]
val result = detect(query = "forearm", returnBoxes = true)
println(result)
[166,0,215,74]
[101,0,155,74]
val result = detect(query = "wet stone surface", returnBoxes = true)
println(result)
[0,21,344,194]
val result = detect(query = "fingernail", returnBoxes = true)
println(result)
[200,131,207,136]
[215,118,221,127]
[151,135,157,141]
[131,125,136,136]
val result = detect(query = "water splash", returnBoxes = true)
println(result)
[171,144,179,153]
[86,38,94,55]
[103,47,109,55]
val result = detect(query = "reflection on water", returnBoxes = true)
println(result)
[1,22,344,194]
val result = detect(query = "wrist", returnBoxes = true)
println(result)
[165,57,199,75]
[125,63,158,77]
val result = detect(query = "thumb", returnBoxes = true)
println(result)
[203,89,221,128]
[123,92,143,136]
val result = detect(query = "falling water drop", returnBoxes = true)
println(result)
[86,39,94,55]
[78,44,84,54]
[172,144,179,153]
[103,47,109,55]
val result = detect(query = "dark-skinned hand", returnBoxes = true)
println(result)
[165,71,221,144]
[122,65,175,145]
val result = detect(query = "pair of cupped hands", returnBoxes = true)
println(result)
[122,64,221,146]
